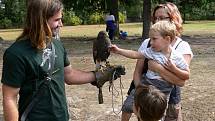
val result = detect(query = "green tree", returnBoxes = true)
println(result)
[179,0,214,21]
[4,0,26,27]
[0,0,5,19]
[63,0,106,24]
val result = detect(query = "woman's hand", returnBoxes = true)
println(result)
[148,60,185,86]
[163,59,177,72]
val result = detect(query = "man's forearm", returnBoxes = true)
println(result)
[64,65,95,85]
[3,99,19,121]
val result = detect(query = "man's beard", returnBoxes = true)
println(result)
[52,27,60,40]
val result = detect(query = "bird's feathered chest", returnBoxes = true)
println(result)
[93,31,111,63]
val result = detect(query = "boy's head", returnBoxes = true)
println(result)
[133,85,167,121]
[149,21,177,52]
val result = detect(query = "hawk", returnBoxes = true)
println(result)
[92,31,126,104]
[93,31,112,70]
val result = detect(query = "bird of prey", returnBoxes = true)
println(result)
[93,31,112,70]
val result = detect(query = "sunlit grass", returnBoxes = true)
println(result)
[183,21,215,36]
[0,29,22,41]
[0,21,215,41]
[61,23,143,38]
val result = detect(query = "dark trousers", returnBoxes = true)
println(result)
[108,29,115,40]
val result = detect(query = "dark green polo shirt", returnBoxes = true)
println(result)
[1,38,70,121]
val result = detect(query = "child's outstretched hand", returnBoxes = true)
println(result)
[109,44,121,54]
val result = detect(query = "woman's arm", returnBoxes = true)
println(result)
[133,59,145,87]
[149,53,192,85]
[148,60,185,87]
[131,39,150,87]
[164,59,190,80]
[168,54,192,80]
[2,84,19,121]
[183,54,192,65]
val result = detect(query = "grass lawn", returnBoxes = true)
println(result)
[183,21,215,36]
[0,21,215,41]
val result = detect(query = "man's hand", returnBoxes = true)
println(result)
[91,65,126,88]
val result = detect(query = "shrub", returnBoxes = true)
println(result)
[88,12,104,24]
[0,18,12,29]
[63,10,82,26]
[70,16,82,26]
[119,12,126,23]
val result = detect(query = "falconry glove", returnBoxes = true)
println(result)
[91,64,126,88]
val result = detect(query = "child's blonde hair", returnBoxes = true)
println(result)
[149,21,177,42]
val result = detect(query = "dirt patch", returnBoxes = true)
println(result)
[0,35,215,121]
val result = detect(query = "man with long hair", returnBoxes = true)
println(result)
[1,0,121,121]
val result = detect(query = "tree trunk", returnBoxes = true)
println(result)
[111,0,119,38]
[142,0,151,40]
[181,1,186,23]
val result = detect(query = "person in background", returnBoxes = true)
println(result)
[105,11,117,40]
[1,0,120,121]
[121,2,193,121]
[133,85,167,121]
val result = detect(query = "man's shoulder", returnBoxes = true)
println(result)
[10,37,30,47]
[6,38,34,57]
